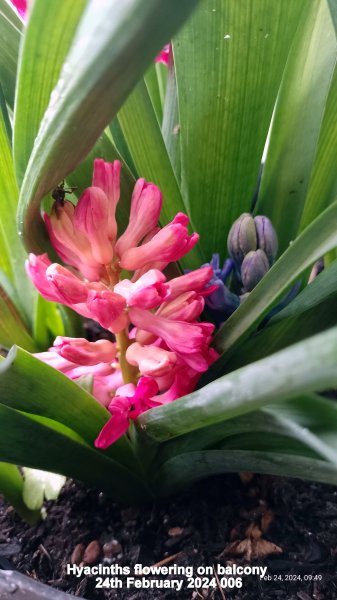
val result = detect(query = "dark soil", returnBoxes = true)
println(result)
[1,474,337,599]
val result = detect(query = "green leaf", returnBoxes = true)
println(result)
[17,0,200,253]
[254,1,337,253]
[0,286,37,351]
[0,346,112,444]
[139,325,337,441]
[0,462,40,524]
[162,60,181,184]
[0,403,150,503]
[22,467,66,510]
[154,399,320,465]
[0,82,12,141]
[117,80,203,268]
[299,64,337,231]
[263,395,337,465]
[0,105,34,323]
[109,118,137,175]
[173,0,307,260]
[144,64,163,124]
[221,259,337,373]
[327,0,337,36]
[0,0,22,108]
[33,295,65,349]
[153,450,337,496]
[208,198,337,379]
[13,0,88,185]
[0,346,138,470]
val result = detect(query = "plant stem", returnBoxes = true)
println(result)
[116,329,138,385]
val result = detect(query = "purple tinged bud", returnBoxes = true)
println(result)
[254,215,278,266]
[205,279,240,315]
[241,249,269,292]
[227,213,257,266]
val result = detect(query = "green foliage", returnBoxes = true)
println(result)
[0,462,40,524]
[2,0,337,515]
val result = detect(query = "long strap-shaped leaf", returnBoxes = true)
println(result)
[221,259,337,373]
[117,79,203,268]
[173,0,307,260]
[13,0,88,185]
[0,286,36,351]
[139,325,337,441]
[155,393,337,467]
[0,404,150,502]
[153,450,337,496]
[299,64,337,231]
[0,346,134,469]
[206,197,337,381]
[17,0,199,253]
[255,0,337,253]
[0,0,22,108]
[0,106,33,323]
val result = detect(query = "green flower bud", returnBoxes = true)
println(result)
[241,249,269,292]
[227,213,257,266]
[254,215,278,265]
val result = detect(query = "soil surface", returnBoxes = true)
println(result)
[1,474,337,599]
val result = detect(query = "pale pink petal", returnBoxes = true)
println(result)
[92,159,121,242]
[74,187,114,264]
[157,291,204,321]
[130,307,214,372]
[168,267,214,300]
[120,214,199,271]
[87,289,127,330]
[93,371,123,407]
[25,254,62,302]
[53,337,116,366]
[46,264,89,304]
[126,342,176,377]
[34,350,77,374]
[115,180,162,259]
[45,203,103,278]
[114,269,170,309]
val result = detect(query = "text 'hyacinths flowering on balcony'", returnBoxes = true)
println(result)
[26,160,218,448]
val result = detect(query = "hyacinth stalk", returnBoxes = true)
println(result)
[26,160,218,449]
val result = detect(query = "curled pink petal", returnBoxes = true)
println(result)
[74,187,114,264]
[115,180,162,259]
[126,342,176,377]
[93,370,123,407]
[130,307,214,371]
[87,289,127,330]
[168,267,214,300]
[120,213,199,271]
[46,264,89,304]
[114,269,170,309]
[34,350,78,374]
[157,291,205,322]
[45,203,103,274]
[25,253,61,302]
[92,159,121,242]
[53,337,117,366]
